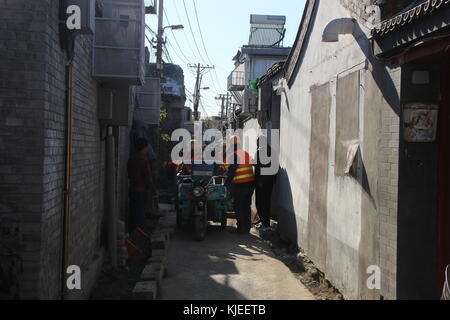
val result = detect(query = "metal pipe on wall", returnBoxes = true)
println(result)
[106,127,118,269]
[61,61,73,300]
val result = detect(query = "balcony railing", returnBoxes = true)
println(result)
[227,70,246,91]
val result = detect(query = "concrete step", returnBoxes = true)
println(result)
[132,281,157,300]
[147,255,167,267]
[151,235,168,250]
[151,248,166,258]
[140,262,165,283]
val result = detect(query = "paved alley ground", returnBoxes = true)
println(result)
[159,211,315,300]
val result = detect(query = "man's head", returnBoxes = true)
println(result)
[135,138,149,154]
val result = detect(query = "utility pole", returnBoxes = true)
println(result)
[156,0,164,77]
[189,63,214,121]
[215,94,226,120]
[226,93,231,119]
[216,93,231,120]
[216,93,231,132]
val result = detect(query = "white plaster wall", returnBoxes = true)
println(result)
[277,0,375,298]
[242,118,261,157]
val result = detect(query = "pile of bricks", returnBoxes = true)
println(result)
[117,221,128,268]
[132,205,175,300]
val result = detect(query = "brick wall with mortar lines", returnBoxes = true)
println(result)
[340,0,379,27]
[40,0,67,299]
[0,0,131,299]
[377,68,401,300]
[341,0,401,300]
[0,0,50,299]
[39,0,105,299]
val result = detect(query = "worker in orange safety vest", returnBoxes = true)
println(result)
[225,135,255,234]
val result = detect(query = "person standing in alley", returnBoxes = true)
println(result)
[254,135,278,231]
[225,136,255,235]
[127,138,157,233]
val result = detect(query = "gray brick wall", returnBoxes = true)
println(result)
[340,0,380,27]
[1,0,133,299]
[377,68,401,300]
[37,0,105,299]
[0,0,49,299]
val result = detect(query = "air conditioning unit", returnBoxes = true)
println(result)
[242,88,258,114]
[63,0,96,34]
[92,0,145,85]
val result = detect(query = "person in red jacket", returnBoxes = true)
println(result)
[225,136,255,235]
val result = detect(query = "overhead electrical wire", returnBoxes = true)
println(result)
[172,0,202,62]
[164,38,189,65]
[181,0,208,65]
[191,0,224,94]
[163,8,192,65]
[191,0,213,67]
[163,2,224,115]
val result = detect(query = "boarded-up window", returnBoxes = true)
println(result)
[308,82,331,266]
[335,71,360,176]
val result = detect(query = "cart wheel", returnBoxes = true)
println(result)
[194,205,207,241]
[220,211,228,230]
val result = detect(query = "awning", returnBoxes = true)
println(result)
[372,0,450,59]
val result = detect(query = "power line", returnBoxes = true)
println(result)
[191,0,225,94]
[163,45,173,63]
[181,0,208,65]
[172,0,201,62]
[165,38,189,65]
[199,100,209,118]
[163,8,192,64]
[191,0,213,66]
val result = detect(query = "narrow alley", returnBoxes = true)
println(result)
[158,208,314,300]
[1,0,450,304]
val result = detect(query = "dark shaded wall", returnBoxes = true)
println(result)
[397,63,442,299]
[0,0,132,299]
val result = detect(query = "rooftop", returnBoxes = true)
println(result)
[372,0,450,38]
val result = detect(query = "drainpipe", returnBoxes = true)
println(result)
[106,127,118,269]
[61,60,74,300]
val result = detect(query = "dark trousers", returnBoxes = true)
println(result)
[230,182,255,232]
[129,191,147,233]
[255,177,274,227]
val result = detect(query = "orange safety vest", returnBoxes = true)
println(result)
[227,149,255,184]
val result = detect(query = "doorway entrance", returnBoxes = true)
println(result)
[398,42,450,299]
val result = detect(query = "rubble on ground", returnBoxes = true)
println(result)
[259,228,344,301]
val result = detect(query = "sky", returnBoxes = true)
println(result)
[145,0,307,117]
